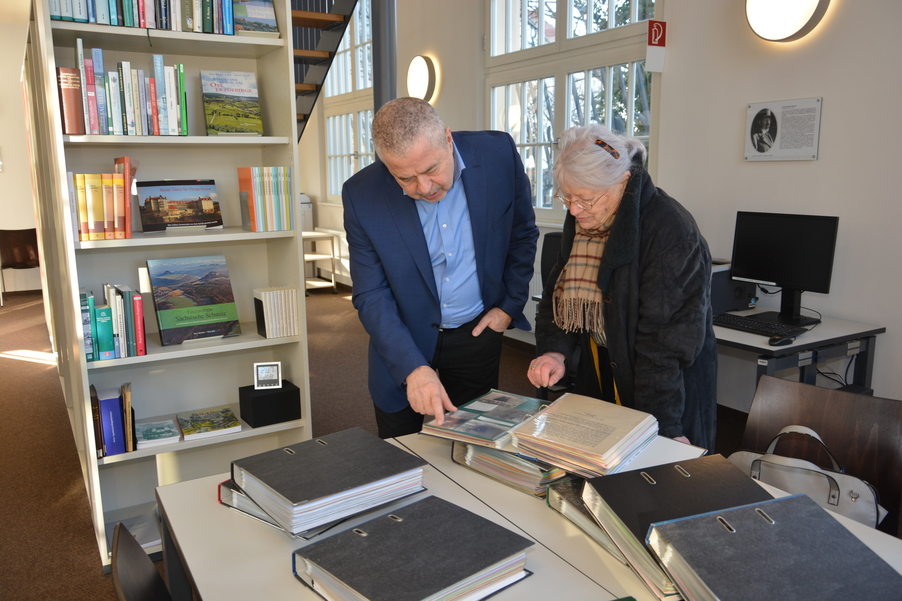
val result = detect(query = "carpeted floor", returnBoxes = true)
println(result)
[0,287,745,599]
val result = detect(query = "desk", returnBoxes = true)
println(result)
[156,434,902,601]
[714,311,885,389]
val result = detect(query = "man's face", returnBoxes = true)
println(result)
[381,128,455,203]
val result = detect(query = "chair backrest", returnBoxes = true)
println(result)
[741,376,902,538]
[0,229,40,270]
[111,522,172,601]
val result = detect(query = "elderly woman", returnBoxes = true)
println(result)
[527,124,717,450]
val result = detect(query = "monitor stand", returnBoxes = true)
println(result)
[745,287,821,328]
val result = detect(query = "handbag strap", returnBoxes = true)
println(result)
[751,454,841,507]
[764,425,843,472]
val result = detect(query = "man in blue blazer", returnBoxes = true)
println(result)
[342,98,538,438]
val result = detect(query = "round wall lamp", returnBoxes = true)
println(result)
[407,55,437,103]
[746,0,830,42]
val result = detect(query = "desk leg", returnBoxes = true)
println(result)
[160,507,193,601]
[852,335,877,389]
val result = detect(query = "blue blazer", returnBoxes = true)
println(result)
[342,131,538,412]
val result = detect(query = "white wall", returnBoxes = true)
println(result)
[0,0,41,292]
[655,1,902,405]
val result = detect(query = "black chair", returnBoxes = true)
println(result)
[111,522,172,601]
[536,231,580,399]
[0,228,40,307]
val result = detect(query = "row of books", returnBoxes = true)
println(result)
[68,157,136,241]
[91,383,243,457]
[81,285,146,362]
[238,166,294,232]
[253,286,300,338]
[219,427,536,600]
[58,42,187,137]
[49,0,279,37]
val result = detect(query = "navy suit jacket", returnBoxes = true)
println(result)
[342,131,538,413]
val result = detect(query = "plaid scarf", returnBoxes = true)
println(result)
[552,221,614,335]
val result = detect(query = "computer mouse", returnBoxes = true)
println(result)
[768,335,796,346]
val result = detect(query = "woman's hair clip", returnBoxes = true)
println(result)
[594,139,620,159]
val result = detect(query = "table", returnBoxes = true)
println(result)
[713,310,885,390]
[156,434,902,601]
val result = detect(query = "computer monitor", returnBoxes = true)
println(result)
[729,211,839,327]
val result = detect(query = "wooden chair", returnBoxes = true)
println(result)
[0,228,40,306]
[740,375,902,538]
[111,522,172,601]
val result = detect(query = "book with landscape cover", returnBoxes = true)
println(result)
[291,495,534,601]
[135,418,181,449]
[200,70,263,135]
[232,0,279,37]
[136,179,223,232]
[176,405,241,441]
[510,392,659,478]
[146,255,240,345]
[231,427,428,536]
[582,454,775,601]
[422,389,550,449]
[647,494,902,601]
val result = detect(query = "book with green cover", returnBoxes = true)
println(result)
[94,303,115,360]
[421,389,550,449]
[232,0,279,37]
[146,255,240,346]
[176,405,241,441]
[200,70,263,135]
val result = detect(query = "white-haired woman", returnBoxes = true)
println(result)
[527,124,718,450]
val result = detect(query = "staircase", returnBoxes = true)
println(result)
[291,0,359,142]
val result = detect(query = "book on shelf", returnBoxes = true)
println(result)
[79,288,96,362]
[103,283,124,359]
[136,179,223,232]
[101,174,115,239]
[177,63,188,135]
[510,392,659,478]
[451,440,568,498]
[176,405,242,441]
[422,389,550,449]
[647,494,902,601]
[237,166,293,232]
[232,0,279,37]
[546,477,626,565]
[135,418,181,449]
[113,156,136,239]
[120,382,135,452]
[97,386,126,456]
[253,286,299,339]
[581,454,775,601]
[151,54,168,134]
[104,509,161,550]
[57,67,85,135]
[112,172,126,238]
[231,427,428,536]
[89,384,104,458]
[72,173,88,241]
[145,254,241,345]
[84,173,105,241]
[91,48,110,135]
[94,303,116,360]
[200,70,263,136]
[118,60,136,136]
[132,291,146,356]
[291,495,534,601]
[72,0,87,22]
[83,57,100,135]
[107,70,123,135]
[75,38,90,128]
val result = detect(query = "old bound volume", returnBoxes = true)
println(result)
[57,67,86,135]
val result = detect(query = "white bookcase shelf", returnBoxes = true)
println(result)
[25,0,311,568]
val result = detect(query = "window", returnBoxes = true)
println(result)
[567,60,651,147]
[322,0,374,200]
[569,0,655,38]
[492,0,558,56]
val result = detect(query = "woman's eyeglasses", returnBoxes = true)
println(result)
[553,189,609,211]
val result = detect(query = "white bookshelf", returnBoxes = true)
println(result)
[24,1,311,568]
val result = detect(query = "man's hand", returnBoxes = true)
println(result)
[405,365,456,426]
[470,307,512,336]
[527,352,567,389]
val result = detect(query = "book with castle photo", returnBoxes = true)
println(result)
[146,255,241,345]
[136,179,223,232]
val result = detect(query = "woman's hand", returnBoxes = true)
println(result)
[527,352,568,389]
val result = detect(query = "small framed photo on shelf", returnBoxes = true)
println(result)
[254,362,282,389]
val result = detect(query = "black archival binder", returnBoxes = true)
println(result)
[292,495,534,601]
[647,494,902,601]
[583,454,774,545]
[231,427,427,534]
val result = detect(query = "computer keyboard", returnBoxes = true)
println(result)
[712,313,808,338]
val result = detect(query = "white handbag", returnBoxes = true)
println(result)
[729,425,888,528]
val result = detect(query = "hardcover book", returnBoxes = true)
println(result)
[136,179,223,232]
[291,495,534,601]
[232,0,279,37]
[422,389,550,449]
[57,67,86,135]
[200,70,263,136]
[145,255,241,345]
[176,405,241,441]
[135,418,181,448]
[647,494,902,601]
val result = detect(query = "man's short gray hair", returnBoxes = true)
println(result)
[372,97,447,160]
